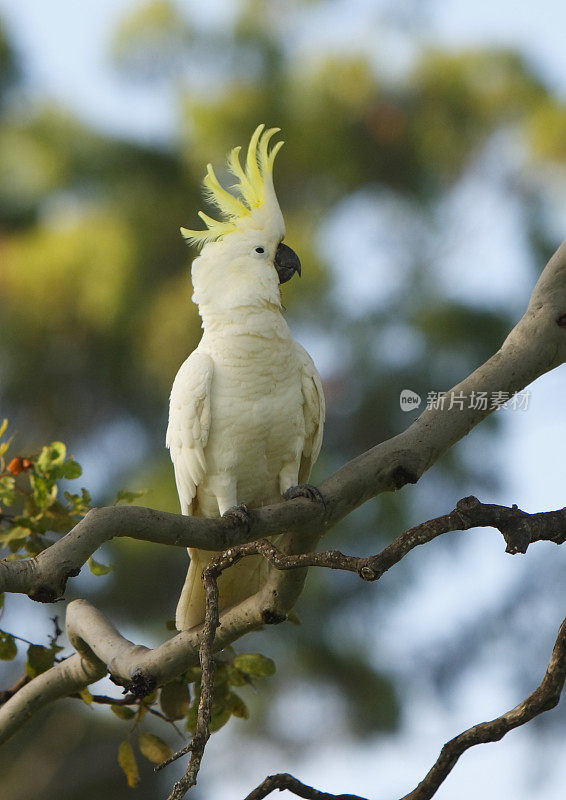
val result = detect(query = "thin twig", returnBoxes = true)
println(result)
[0,674,30,705]
[69,691,186,738]
[159,556,225,798]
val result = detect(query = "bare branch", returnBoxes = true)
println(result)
[0,526,316,746]
[400,615,566,800]
[1,494,564,755]
[155,492,566,798]
[1,241,566,796]
[242,616,566,800]
[243,773,369,800]
[2,241,566,604]
[0,652,106,745]
[159,554,225,799]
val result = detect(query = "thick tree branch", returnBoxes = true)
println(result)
[1,496,565,752]
[0,527,317,745]
[0,652,106,745]
[152,493,566,796]
[2,241,566,603]
[1,241,566,795]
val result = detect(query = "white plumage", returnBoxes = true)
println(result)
[166,125,325,630]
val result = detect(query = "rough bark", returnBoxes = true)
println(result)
[1,240,566,799]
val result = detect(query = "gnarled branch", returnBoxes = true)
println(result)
[155,493,566,795]
[2,241,566,604]
[1,241,566,796]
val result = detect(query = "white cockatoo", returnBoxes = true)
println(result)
[166,124,325,631]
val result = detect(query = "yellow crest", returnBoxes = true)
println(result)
[180,124,284,247]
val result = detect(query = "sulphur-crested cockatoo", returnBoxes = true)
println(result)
[166,124,325,630]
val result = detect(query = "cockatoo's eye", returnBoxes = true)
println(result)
[255,247,265,254]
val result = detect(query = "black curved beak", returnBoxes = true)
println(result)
[274,242,301,284]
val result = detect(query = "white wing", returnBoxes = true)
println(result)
[295,342,325,483]
[166,350,213,514]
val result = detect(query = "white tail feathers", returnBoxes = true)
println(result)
[175,546,269,631]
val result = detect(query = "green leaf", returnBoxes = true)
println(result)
[184,666,202,685]
[26,643,56,677]
[0,631,17,660]
[160,680,190,720]
[79,687,94,705]
[225,664,248,687]
[118,740,139,788]
[185,700,199,734]
[64,488,91,515]
[141,688,158,706]
[59,459,82,480]
[115,489,148,505]
[0,440,11,459]
[36,442,67,473]
[88,556,113,576]
[0,526,31,547]
[138,732,173,764]
[209,700,232,733]
[30,474,58,511]
[111,704,136,720]
[0,419,8,440]
[233,653,276,677]
[0,476,17,506]
[228,691,249,719]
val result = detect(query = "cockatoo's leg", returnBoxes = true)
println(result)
[208,475,253,528]
[278,462,301,495]
[206,474,238,516]
[279,461,325,505]
[222,504,252,528]
[283,483,325,505]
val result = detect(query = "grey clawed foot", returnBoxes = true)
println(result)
[283,484,325,507]
[222,504,252,530]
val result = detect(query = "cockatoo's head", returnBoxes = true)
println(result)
[181,125,301,315]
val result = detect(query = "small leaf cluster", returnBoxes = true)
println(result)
[0,420,144,573]
[110,690,174,788]
[115,650,276,787]
[186,652,276,734]
[0,614,64,681]
[118,732,175,789]
[0,419,90,560]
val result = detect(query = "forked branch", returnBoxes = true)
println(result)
[1,241,566,798]
[241,607,566,800]
[161,496,566,798]
[2,241,566,604]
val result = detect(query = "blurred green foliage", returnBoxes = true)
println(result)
[1,0,566,797]
[0,422,275,791]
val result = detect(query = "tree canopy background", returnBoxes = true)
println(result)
[1,1,566,798]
